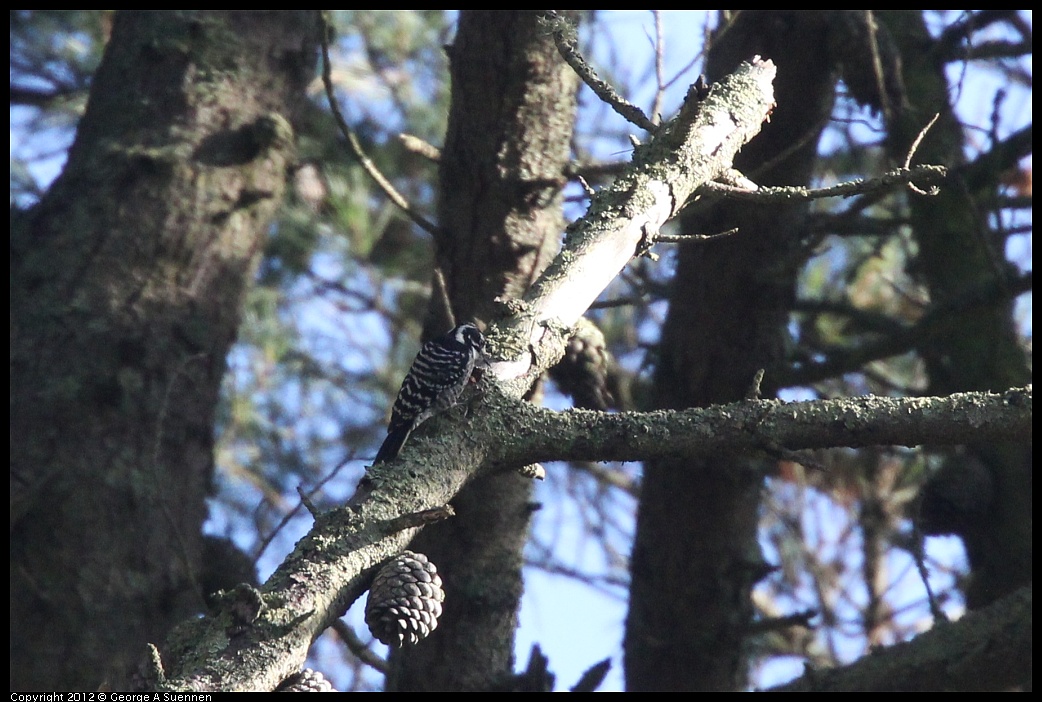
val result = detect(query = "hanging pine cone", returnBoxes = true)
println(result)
[365,551,445,647]
[549,316,615,411]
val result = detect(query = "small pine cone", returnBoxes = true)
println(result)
[365,551,445,647]
[918,456,995,535]
[549,317,614,411]
[276,667,336,692]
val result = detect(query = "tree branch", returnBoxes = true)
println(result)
[318,11,437,235]
[779,271,1033,387]
[489,387,1032,465]
[491,57,778,391]
[700,165,948,203]
[770,585,1031,691]
[544,11,658,133]
[154,44,1032,688]
[157,56,778,693]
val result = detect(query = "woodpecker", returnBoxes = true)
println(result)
[374,323,486,464]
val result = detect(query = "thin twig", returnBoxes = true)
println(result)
[297,485,320,518]
[865,11,894,123]
[701,165,947,203]
[381,505,456,535]
[655,227,739,244]
[909,523,948,624]
[745,608,818,634]
[904,113,942,195]
[648,10,666,126]
[576,174,596,198]
[432,266,455,328]
[253,449,359,562]
[398,133,441,163]
[318,11,437,235]
[331,620,389,674]
[589,296,647,310]
[544,11,658,133]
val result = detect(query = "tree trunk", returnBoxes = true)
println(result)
[10,11,318,691]
[387,10,578,691]
[624,11,838,691]
[875,11,1032,609]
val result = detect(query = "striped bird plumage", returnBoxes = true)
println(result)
[374,323,486,464]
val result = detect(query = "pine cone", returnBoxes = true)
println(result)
[549,317,615,411]
[365,551,445,647]
[276,667,336,692]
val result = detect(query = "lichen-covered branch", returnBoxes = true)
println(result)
[771,585,1031,691]
[488,387,1032,465]
[156,57,778,692]
[491,57,778,389]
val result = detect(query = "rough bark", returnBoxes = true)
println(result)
[773,585,1031,692]
[387,10,578,691]
[624,11,839,691]
[9,11,318,691]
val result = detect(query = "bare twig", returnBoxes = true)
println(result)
[700,165,947,203]
[655,227,740,244]
[576,174,596,198]
[432,266,455,328]
[746,608,818,634]
[589,296,647,310]
[398,133,441,163]
[319,12,437,235]
[381,505,456,535]
[297,486,321,518]
[903,113,942,195]
[331,620,389,674]
[648,10,666,126]
[908,524,948,624]
[254,449,360,562]
[865,11,895,122]
[544,11,658,133]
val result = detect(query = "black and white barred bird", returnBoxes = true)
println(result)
[374,323,486,464]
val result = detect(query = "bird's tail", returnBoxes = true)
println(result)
[374,426,411,464]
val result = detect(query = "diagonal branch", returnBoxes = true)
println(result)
[491,57,778,392]
[771,585,1031,691]
[544,11,658,133]
[701,165,948,203]
[156,57,778,693]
